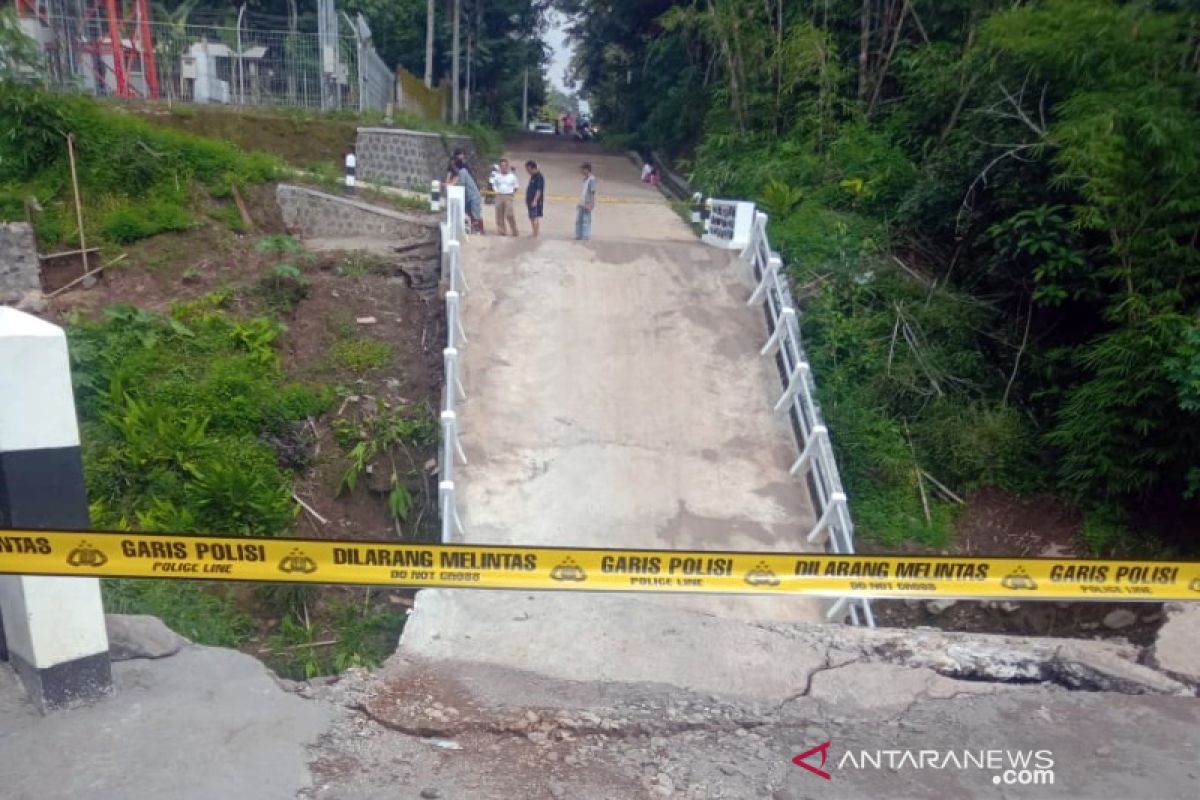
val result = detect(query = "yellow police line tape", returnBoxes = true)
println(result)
[2,529,1199,601]
[481,189,661,205]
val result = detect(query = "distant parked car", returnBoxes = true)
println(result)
[530,122,556,135]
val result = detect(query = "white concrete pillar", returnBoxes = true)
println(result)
[0,307,110,710]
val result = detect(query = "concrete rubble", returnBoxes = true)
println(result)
[1151,603,1200,686]
[105,613,189,661]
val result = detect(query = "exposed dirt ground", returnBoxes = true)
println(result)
[869,487,1166,644]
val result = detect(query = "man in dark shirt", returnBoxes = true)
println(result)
[525,160,545,237]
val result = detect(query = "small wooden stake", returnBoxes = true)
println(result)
[231,183,255,230]
[66,133,90,284]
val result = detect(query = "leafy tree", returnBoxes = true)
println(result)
[562,0,1200,547]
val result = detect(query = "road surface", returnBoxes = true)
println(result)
[401,138,825,697]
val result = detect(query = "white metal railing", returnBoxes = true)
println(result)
[736,208,875,627]
[439,186,469,542]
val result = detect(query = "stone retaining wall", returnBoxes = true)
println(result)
[276,185,439,240]
[355,128,474,190]
[0,222,41,308]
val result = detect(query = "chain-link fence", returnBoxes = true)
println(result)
[18,7,394,113]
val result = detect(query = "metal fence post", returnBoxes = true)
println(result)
[0,308,111,710]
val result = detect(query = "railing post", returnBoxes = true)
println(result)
[825,597,851,622]
[441,409,467,465]
[807,491,848,544]
[774,360,811,413]
[446,290,468,346]
[447,241,468,294]
[760,307,796,357]
[789,425,827,476]
[747,253,782,307]
[0,308,112,710]
[444,347,465,403]
[447,186,466,240]
[438,480,463,542]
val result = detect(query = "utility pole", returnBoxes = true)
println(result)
[465,29,472,122]
[424,0,434,88]
[451,0,461,123]
[521,68,528,129]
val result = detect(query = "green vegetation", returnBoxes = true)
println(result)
[104,580,253,647]
[254,236,314,313]
[71,302,329,535]
[0,84,278,248]
[333,399,437,526]
[267,598,406,680]
[73,297,415,675]
[568,0,1200,551]
[330,338,394,375]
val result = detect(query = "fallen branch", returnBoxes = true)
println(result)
[293,494,329,525]
[920,469,965,505]
[45,253,126,299]
[1003,295,1034,407]
[306,417,321,458]
[38,246,101,261]
[904,422,932,526]
[891,255,932,287]
[393,239,439,255]
[277,638,338,651]
[956,142,1038,233]
[791,273,830,302]
[230,183,255,230]
[887,313,900,376]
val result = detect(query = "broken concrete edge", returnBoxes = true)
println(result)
[757,619,1195,697]
[1147,602,1200,689]
[93,596,1200,701]
[399,589,1195,700]
[356,127,460,140]
[104,614,190,661]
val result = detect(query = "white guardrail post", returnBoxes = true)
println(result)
[714,203,874,627]
[0,308,113,708]
[439,189,469,542]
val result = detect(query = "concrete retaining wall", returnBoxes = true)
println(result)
[276,185,439,240]
[355,128,474,190]
[0,223,41,308]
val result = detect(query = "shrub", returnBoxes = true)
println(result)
[100,199,192,244]
[330,338,394,375]
[69,305,330,538]
[256,263,311,313]
[0,84,280,246]
[913,402,1041,494]
[103,580,252,647]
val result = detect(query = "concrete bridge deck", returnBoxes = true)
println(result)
[400,143,824,696]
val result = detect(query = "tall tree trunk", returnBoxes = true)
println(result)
[287,0,298,103]
[707,0,747,134]
[857,0,871,101]
[451,0,461,123]
[424,0,435,88]
[866,0,910,116]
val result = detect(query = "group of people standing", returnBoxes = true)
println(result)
[444,150,597,241]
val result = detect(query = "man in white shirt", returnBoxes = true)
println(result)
[493,158,520,236]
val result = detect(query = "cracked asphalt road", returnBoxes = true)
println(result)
[306,621,1200,800]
